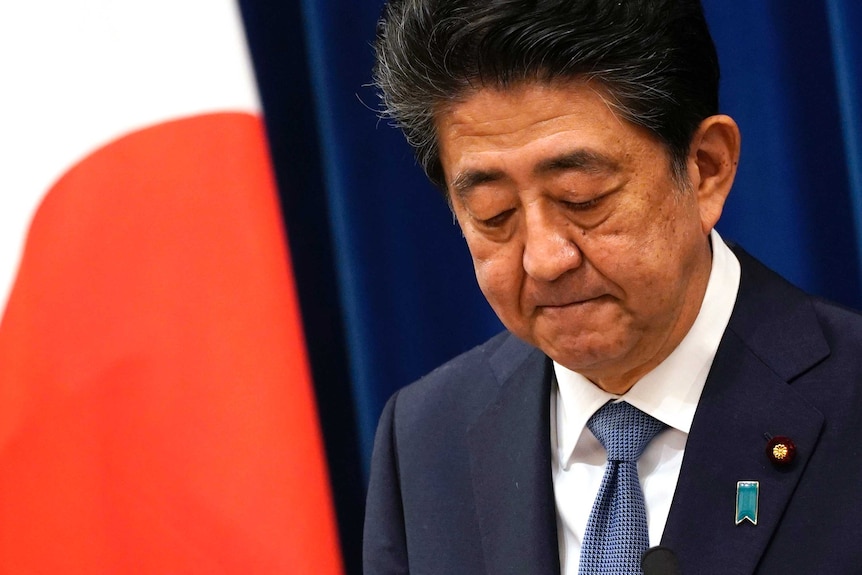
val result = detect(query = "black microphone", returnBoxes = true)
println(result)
[641,546,681,575]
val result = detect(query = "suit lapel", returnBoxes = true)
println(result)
[662,248,828,574]
[467,335,561,575]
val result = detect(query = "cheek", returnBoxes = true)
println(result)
[468,242,523,310]
[473,255,512,300]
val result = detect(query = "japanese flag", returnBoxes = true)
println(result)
[0,2,343,573]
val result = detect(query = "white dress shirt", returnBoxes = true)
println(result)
[551,229,741,574]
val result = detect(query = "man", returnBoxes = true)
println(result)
[363,1,862,573]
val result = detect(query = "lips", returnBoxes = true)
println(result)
[533,293,608,309]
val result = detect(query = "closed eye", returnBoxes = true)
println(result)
[563,197,602,211]
[561,183,622,212]
[478,209,515,228]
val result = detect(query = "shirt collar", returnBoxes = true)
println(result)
[553,229,741,468]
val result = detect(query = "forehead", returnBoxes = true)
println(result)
[433,81,666,189]
[436,80,612,135]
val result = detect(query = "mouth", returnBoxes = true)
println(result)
[535,294,608,312]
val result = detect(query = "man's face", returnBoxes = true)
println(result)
[436,81,716,392]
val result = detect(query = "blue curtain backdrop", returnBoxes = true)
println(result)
[239,2,862,572]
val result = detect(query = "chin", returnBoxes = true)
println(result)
[538,334,630,372]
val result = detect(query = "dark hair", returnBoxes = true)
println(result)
[373,0,720,192]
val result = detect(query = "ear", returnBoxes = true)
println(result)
[685,115,740,234]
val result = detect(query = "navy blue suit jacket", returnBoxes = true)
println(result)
[364,248,862,574]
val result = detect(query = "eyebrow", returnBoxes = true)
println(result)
[450,149,620,198]
[451,169,505,198]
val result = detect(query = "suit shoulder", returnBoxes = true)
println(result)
[414,329,516,383]
[809,295,862,354]
[810,294,862,325]
[389,330,540,427]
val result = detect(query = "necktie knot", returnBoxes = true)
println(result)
[587,401,666,462]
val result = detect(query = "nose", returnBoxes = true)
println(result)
[522,207,582,282]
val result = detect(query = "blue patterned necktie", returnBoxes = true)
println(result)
[578,401,667,575]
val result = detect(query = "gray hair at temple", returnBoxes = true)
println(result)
[372,0,720,194]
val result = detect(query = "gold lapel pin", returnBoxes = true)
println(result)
[766,435,796,466]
